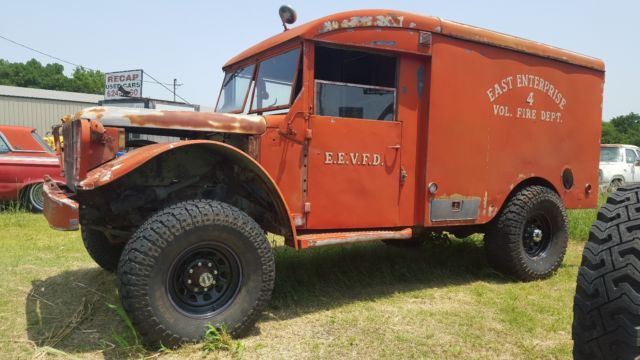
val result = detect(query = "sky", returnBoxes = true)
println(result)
[1,0,637,119]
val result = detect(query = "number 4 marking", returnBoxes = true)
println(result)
[526,92,534,105]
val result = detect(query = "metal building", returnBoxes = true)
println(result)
[0,85,101,135]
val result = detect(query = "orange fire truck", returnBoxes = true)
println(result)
[43,7,604,346]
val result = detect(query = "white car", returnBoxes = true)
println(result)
[600,144,640,190]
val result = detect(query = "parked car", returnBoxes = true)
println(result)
[599,144,640,191]
[0,125,63,211]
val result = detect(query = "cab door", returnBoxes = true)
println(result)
[304,45,402,229]
[625,148,640,182]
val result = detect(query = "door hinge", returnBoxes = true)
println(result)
[400,167,408,185]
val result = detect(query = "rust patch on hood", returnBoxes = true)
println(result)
[72,107,267,135]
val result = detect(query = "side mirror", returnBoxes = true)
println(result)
[635,160,640,166]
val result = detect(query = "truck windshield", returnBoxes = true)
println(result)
[600,147,622,162]
[216,47,301,114]
[251,48,300,112]
[215,64,256,113]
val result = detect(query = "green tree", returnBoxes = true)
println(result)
[601,121,625,144]
[0,58,104,94]
[69,67,105,94]
[602,113,640,146]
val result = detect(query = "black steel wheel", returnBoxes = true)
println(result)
[522,213,553,258]
[485,185,568,281]
[168,243,241,316]
[118,199,275,348]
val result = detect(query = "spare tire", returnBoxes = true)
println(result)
[572,185,640,359]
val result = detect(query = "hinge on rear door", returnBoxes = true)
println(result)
[400,167,408,185]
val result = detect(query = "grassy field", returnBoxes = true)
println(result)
[0,206,598,359]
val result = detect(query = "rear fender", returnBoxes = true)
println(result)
[79,140,297,245]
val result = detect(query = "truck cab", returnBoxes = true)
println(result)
[42,8,604,347]
[599,144,640,191]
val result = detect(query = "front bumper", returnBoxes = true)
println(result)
[43,176,79,231]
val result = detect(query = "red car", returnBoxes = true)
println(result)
[0,125,63,211]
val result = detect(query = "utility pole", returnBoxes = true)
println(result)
[172,78,183,102]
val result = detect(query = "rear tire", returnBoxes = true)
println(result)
[117,199,275,347]
[82,227,124,273]
[572,185,640,359]
[484,186,568,281]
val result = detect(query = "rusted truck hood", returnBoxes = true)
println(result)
[68,106,267,134]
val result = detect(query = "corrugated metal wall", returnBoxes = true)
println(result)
[0,96,97,135]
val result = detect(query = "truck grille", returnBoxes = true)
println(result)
[61,121,79,192]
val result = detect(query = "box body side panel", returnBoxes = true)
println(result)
[425,34,603,226]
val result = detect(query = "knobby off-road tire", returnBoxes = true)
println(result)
[484,186,568,281]
[573,185,640,359]
[82,227,124,273]
[117,199,275,348]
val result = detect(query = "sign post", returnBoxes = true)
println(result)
[104,69,143,100]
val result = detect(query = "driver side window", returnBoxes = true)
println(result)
[626,149,638,164]
[314,45,397,121]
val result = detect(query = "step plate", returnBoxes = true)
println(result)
[298,228,412,248]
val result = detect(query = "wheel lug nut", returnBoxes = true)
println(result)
[213,270,218,275]
[208,262,213,267]
[198,262,202,267]
[189,269,193,274]
[187,279,192,284]
[212,280,216,285]
[203,287,208,292]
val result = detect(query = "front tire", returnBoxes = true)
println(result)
[572,185,640,359]
[117,200,275,347]
[484,186,568,281]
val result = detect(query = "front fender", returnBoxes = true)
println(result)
[78,140,297,244]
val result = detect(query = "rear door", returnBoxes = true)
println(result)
[305,45,402,229]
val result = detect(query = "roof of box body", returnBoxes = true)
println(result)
[224,9,604,71]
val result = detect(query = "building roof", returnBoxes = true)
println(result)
[224,9,604,71]
[0,85,102,103]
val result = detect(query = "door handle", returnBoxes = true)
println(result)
[388,144,401,149]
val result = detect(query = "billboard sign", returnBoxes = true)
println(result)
[104,69,143,100]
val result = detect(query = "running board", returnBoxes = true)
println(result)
[298,228,413,248]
